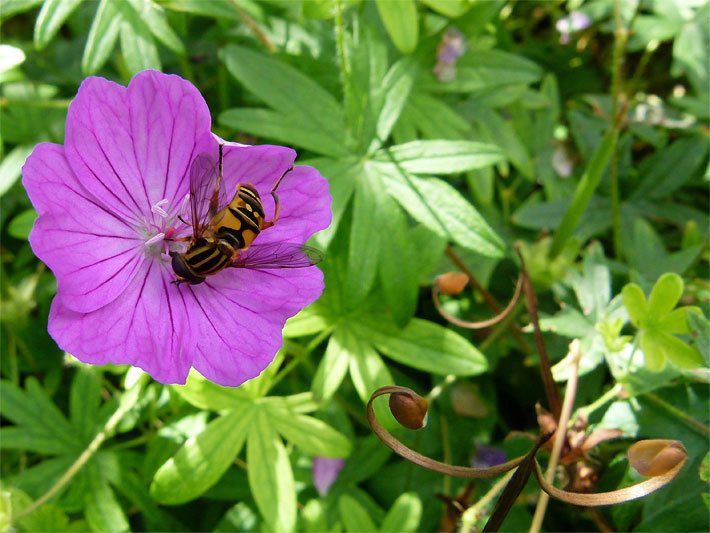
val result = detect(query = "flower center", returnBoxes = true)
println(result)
[141,195,191,258]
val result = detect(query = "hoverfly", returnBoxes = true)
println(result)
[170,142,324,285]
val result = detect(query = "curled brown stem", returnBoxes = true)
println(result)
[367,386,524,478]
[432,272,523,329]
[515,245,562,420]
[367,386,689,512]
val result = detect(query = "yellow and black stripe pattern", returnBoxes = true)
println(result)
[170,184,267,285]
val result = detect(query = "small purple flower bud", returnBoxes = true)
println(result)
[471,445,507,468]
[312,457,345,496]
[556,11,591,44]
[434,28,466,82]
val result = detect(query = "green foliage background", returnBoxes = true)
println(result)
[0,0,708,531]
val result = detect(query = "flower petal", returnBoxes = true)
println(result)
[250,165,332,246]
[221,142,296,204]
[186,265,325,386]
[24,144,144,313]
[65,71,214,221]
[49,261,193,384]
[31,215,144,313]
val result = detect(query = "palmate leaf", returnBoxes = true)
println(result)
[0,378,80,455]
[374,0,418,54]
[116,0,161,74]
[221,45,347,149]
[373,161,505,257]
[374,139,504,174]
[339,494,378,533]
[265,403,351,457]
[247,409,296,532]
[380,492,422,533]
[82,0,122,75]
[84,463,129,533]
[33,0,83,50]
[150,405,254,505]
[311,327,353,402]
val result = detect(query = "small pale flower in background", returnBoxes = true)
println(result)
[23,71,331,386]
[556,11,591,44]
[312,457,345,496]
[552,144,575,177]
[434,28,466,82]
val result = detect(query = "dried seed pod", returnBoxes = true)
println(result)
[436,272,469,296]
[628,439,687,477]
[389,391,429,430]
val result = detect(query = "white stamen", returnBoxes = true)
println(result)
[144,232,165,247]
[152,198,169,218]
[179,194,191,220]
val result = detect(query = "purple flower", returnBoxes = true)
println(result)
[23,71,331,386]
[312,457,345,496]
[556,11,591,44]
[434,28,466,82]
[471,445,506,468]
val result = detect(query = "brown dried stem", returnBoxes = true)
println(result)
[432,272,523,329]
[516,246,562,420]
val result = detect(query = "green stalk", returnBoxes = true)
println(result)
[548,127,618,259]
[609,0,628,259]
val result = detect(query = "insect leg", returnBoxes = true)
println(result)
[262,165,293,229]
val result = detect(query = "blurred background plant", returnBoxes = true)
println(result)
[1,0,708,531]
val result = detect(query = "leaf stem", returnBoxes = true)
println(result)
[530,340,582,533]
[609,0,628,260]
[334,0,350,95]
[643,392,710,437]
[12,377,146,522]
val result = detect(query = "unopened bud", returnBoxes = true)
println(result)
[389,391,429,430]
[628,439,687,476]
[436,272,469,296]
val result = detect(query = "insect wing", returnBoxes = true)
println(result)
[188,151,226,238]
[232,242,324,270]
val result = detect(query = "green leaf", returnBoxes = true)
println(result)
[124,0,185,55]
[247,408,296,532]
[338,494,378,533]
[381,492,422,533]
[266,405,352,457]
[656,332,704,369]
[69,367,103,440]
[687,312,710,365]
[82,0,122,75]
[150,405,254,504]
[354,316,488,376]
[0,144,33,197]
[346,169,383,305]
[375,140,504,175]
[0,378,79,453]
[307,158,359,249]
[549,126,617,258]
[672,6,710,95]
[375,0,418,54]
[159,0,245,20]
[220,108,350,158]
[8,208,37,239]
[378,196,419,326]
[375,162,505,256]
[647,273,684,318]
[422,49,542,93]
[0,0,43,21]
[472,108,534,179]
[312,328,352,401]
[33,0,83,50]
[631,136,708,200]
[344,327,394,403]
[172,371,252,410]
[622,283,648,326]
[222,45,346,144]
[374,57,418,148]
[117,2,161,74]
[421,0,472,17]
[84,471,129,533]
[284,303,329,338]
